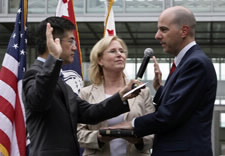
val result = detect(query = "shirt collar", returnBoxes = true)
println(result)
[174,41,196,66]
[37,56,46,63]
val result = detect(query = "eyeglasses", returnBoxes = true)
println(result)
[61,39,76,47]
[106,49,127,54]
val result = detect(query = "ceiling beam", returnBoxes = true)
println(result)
[1,23,14,32]
[85,23,100,41]
[125,22,137,45]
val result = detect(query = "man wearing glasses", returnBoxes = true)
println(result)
[22,16,141,156]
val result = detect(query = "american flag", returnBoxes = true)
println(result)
[56,0,83,95]
[0,0,28,155]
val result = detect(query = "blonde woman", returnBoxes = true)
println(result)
[77,36,155,156]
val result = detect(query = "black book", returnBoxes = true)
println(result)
[99,129,136,137]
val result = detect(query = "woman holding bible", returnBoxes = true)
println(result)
[77,36,155,156]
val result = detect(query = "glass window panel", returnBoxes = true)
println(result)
[211,48,225,58]
[221,143,225,155]
[173,0,211,12]
[82,62,90,81]
[196,33,211,39]
[8,0,20,13]
[46,0,84,14]
[215,99,220,105]
[212,23,225,44]
[145,63,154,80]
[214,63,220,80]
[141,61,170,80]
[125,0,163,13]
[87,0,105,13]
[196,40,211,45]
[196,22,211,32]
[126,40,137,45]
[222,63,225,80]
[138,60,171,80]
[222,100,225,105]
[213,40,225,44]
[87,0,123,13]
[220,113,225,128]
[160,63,170,80]
[80,32,96,38]
[125,62,136,79]
[0,0,3,13]
[110,0,124,13]
[213,33,225,39]
[74,0,84,14]
[9,0,49,14]
[116,22,127,31]
[213,22,225,31]
[77,23,89,32]
[28,0,45,14]
[26,47,37,67]
[0,48,6,68]
[47,0,58,14]
[213,0,225,12]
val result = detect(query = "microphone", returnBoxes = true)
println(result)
[135,48,154,80]
[131,48,154,89]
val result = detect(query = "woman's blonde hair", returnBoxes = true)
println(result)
[89,36,128,85]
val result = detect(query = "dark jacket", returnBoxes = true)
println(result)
[134,45,217,156]
[23,55,130,156]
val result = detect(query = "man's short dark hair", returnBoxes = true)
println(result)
[36,16,75,55]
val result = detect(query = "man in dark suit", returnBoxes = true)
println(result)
[22,17,141,156]
[108,6,217,156]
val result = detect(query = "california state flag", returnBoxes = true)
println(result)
[104,0,116,36]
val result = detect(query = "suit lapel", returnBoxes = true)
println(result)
[91,83,106,102]
[58,77,71,112]
[157,45,200,104]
